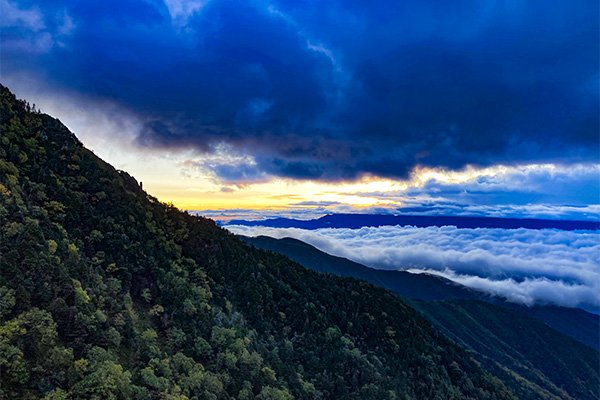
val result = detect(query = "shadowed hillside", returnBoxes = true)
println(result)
[0,85,522,399]
[241,235,600,400]
[240,235,488,302]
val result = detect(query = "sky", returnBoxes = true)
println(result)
[1,0,599,218]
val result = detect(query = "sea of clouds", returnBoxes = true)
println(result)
[227,224,600,311]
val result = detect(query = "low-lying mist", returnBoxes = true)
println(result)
[228,224,600,311]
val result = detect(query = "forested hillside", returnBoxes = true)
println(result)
[240,236,487,302]
[417,300,599,400]
[242,235,600,400]
[0,85,520,399]
[241,235,600,349]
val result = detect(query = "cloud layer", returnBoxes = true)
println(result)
[228,224,600,310]
[2,0,598,182]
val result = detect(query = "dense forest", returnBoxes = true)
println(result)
[242,235,600,400]
[417,300,599,400]
[0,84,524,399]
[4,81,599,400]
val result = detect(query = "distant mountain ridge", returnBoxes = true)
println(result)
[229,213,600,230]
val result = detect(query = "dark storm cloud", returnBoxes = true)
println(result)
[2,0,598,181]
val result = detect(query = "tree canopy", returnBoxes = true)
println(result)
[0,83,517,399]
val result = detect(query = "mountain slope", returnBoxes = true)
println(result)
[417,300,600,400]
[513,304,600,350]
[0,85,518,398]
[241,235,600,350]
[241,235,600,399]
[240,235,487,302]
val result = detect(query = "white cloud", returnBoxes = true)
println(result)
[1,1,74,53]
[227,224,600,310]
[0,0,45,31]
[163,0,208,26]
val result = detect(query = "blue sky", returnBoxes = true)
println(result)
[1,0,598,217]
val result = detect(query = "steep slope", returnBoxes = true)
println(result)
[241,235,600,399]
[0,85,517,399]
[240,235,487,302]
[416,300,600,400]
[513,304,600,350]
[241,235,600,350]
